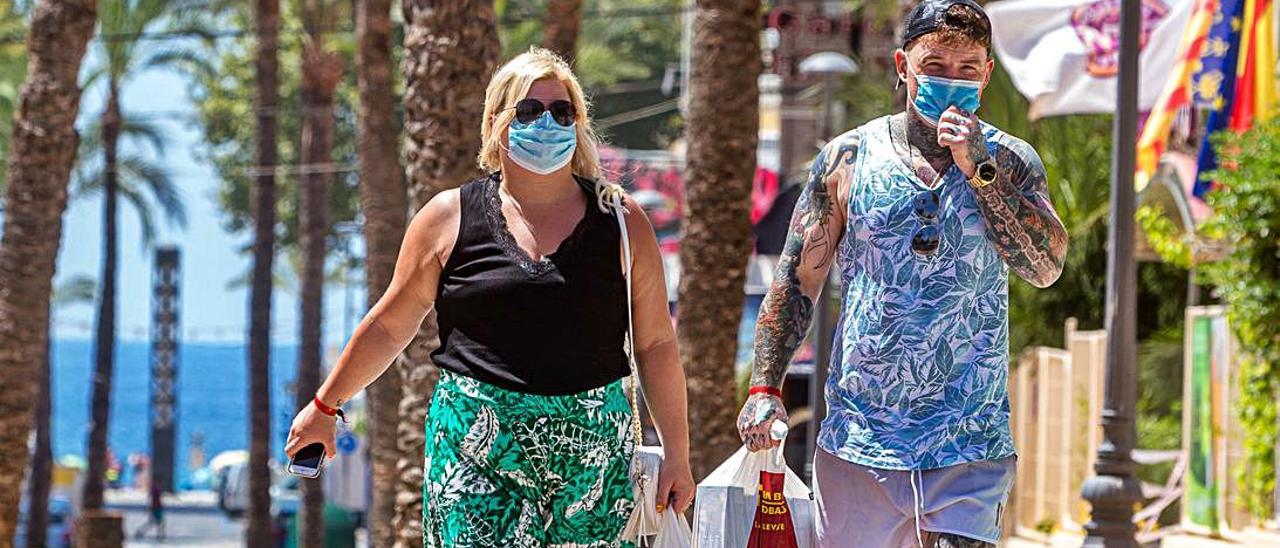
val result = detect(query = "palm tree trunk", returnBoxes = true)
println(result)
[24,335,54,548]
[678,0,761,480]
[82,85,122,512]
[296,5,342,543]
[396,2,499,545]
[354,1,406,546]
[246,0,280,546]
[542,0,582,66]
[0,0,96,539]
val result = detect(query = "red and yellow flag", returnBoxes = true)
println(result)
[1229,0,1276,130]
[1135,0,1219,191]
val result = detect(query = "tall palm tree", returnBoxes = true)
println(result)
[542,0,582,66]
[296,0,343,545]
[395,1,499,544]
[354,0,406,545]
[79,0,201,512]
[25,276,96,548]
[0,0,97,539]
[247,0,280,545]
[677,0,761,480]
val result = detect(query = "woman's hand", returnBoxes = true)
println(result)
[654,454,696,514]
[284,402,338,461]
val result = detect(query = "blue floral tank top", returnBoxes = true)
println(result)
[817,115,1016,470]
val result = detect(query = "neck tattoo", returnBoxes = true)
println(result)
[895,113,952,189]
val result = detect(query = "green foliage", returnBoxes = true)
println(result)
[0,0,29,194]
[1137,204,1193,268]
[836,61,898,130]
[190,0,363,286]
[1198,120,1280,520]
[1136,325,1183,489]
[499,0,686,149]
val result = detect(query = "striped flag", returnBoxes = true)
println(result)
[1191,0,1247,197]
[1228,0,1276,129]
[1135,0,1220,191]
[1193,0,1275,198]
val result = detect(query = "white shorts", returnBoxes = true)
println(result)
[812,448,1015,548]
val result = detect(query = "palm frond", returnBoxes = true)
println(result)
[79,114,169,157]
[119,117,167,155]
[141,47,218,81]
[81,65,108,94]
[53,275,98,307]
[99,0,192,83]
[116,182,159,249]
[70,164,104,199]
[119,155,188,229]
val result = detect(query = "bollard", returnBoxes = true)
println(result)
[74,509,124,548]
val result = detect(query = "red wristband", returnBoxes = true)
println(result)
[313,395,340,416]
[749,385,783,398]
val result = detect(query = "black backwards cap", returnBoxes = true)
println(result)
[901,0,992,50]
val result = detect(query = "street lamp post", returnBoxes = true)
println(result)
[1081,0,1143,545]
[798,51,858,483]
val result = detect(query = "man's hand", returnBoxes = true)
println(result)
[736,393,789,452]
[936,106,988,178]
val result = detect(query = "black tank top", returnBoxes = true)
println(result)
[431,171,630,395]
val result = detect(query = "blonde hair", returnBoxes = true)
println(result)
[478,47,604,185]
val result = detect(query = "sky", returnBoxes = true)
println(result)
[51,42,363,347]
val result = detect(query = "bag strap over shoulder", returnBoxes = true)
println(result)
[603,184,645,449]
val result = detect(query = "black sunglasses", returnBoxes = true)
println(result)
[912,190,941,256]
[507,98,576,126]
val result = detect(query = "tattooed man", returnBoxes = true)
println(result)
[736,1,1067,547]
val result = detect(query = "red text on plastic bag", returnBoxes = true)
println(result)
[746,470,799,548]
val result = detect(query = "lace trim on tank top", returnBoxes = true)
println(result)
[481,172,589,277]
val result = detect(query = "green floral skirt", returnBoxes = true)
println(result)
[422,370,636,547]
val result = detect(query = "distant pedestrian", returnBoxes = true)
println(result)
[284,47,694,547]
[133,481,166,540]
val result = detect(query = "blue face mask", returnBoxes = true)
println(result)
[506,111,577,175]
[907,61,982,126]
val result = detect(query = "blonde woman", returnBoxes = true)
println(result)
[284,47,695,546]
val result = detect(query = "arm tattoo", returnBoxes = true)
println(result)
[971,138,1068,288]
[750,136,857,388]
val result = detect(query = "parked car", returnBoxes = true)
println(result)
[14,495,73,547]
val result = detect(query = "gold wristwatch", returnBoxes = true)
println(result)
[969,159,997,189]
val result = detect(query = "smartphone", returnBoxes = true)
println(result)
[287,442,326,478]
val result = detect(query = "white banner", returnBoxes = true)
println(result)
[987,0,1194,119]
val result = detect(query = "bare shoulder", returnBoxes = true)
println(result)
[817,128,862,212]
[406,188,462,267]
[618,193,656,233]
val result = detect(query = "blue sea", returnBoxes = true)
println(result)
[51,338,307,488]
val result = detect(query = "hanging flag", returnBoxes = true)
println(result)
[1194,0,1276,197]
[1191,0,1247,197]
[1135,0,1219,191]
[987,0,1195,119]
[1229,0,1276,128]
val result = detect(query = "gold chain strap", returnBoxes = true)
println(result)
[605,183,646,450]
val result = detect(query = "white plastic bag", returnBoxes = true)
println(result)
[691,427,817,548]
[649,508,693,548]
